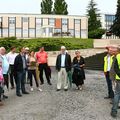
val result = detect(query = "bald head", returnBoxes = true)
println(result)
[0,47,6,55]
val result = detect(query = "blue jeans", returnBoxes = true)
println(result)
[112,81,120,113]
[105,72,114,98]
[16,70,26,95]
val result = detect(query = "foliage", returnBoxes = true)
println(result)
[53,0,68,15]
[0,37,93,52]
[41,0,53,14]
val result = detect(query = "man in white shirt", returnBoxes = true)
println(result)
[7,47,17,89]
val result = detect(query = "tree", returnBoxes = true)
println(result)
[87,0,105,38]
[41,0,53,14]
[53,0,68,15]
[110,0,120,37]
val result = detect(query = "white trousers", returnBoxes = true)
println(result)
[57,68,68,89]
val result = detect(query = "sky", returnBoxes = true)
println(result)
[0,0,117,15]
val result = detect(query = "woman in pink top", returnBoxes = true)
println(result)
[36,47,52,85]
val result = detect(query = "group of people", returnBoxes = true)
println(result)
[0,45,86,105]
[104,45,120,118]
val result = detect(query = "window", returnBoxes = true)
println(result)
[23,17,28,22]
[3,29,8,34]
[36,18,42,26]
[16,29,21,34]
[75,30,80,37]
[75,19,80,24]
[9,17,15,24]
[29,29,35,34]
[49,18,55,26]
[54,28,61,33]
[105,15,115,22]
[49,28,53,33]
[69,29,74,36]
[9,29,15,34]
[81,29,87,38]
[23,29,28,34]
[62,19,68,25]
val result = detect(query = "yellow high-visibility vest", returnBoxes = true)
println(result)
[104,55,113,72]
[116,54,120,80]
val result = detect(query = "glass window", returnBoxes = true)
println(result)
[69,29,74,36]
[49,28,53,33]
[16,29,21,34]
[9,17,15,24]
[105,15,115,22]
[62,19,68,25]
[75,19,80,24]
[29,29,35,34]
[3,29,8,34]
[54,28,61,33]
[9,28,15,34]
[36,18,42,26]
[23,29,28,34]
[81,29,87,38]
[49,18,55,26]
[75,30,80,37]
[23,17,28,22]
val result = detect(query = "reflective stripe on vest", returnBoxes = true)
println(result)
[116,54,120,80]
[104,55,113,72]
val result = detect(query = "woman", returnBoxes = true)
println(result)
[72,50,85,90]
[27,51,42,92]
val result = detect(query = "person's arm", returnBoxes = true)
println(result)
[114,58,120,78]
[80,57,85,68]
[56,55,59,70]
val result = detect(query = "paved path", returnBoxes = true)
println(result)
[0,69,119,120]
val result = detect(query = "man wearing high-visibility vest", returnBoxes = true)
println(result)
[104,47,114,99]
[111,47,120,118]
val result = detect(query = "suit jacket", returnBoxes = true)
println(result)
[14,54,27,72]
[56,53,71,72]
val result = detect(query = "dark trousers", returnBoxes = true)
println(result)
[39,63,50,84]
[10,65,17,88]
[3,74,9,89]
[105,72,114,98]
[28,70,39,87]
[16,70,26,95]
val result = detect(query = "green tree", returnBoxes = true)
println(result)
[53,0,68,15]
[87,0,105,38]
[41,0,53,14]
[110,0,120,37]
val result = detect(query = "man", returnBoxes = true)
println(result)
[104,47,114,99]
[14,47,29,97]
[36,47,52,85]
[0,47,9,99]
[111,46,120,118]
[56,46,71,91]
[7,46,17,89]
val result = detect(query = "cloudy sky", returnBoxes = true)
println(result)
[0,0,117,15]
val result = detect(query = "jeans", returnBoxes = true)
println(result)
[105,72,114,98]
[39,63,50,84]
[28,70,39,87]
[16,70,26,95]
[112,81,120,113]
[10,65,17,88]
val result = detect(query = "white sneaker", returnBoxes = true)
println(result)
[31,87,34,92]
[38,88,42,92]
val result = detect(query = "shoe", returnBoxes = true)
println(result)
[111,111,117,118]
[3,95,8,99]
[104,96,111,99]
[38,88,42,92]
[64,89,68,91]
[17,94,22,97]
[30,87,34,92]
[56,89,60,91]
[11,86,15,89]
[40,83,44,85]
[22,92,29,94]
[48,82,52,85]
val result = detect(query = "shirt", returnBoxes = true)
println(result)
[21,55,26,69]
[6,52,17,65]
[107,55,111,71]
[61,54,66,67]
[36,51,48,64]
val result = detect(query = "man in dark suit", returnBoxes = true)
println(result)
[14,47,29,97]
[56,46,71,91]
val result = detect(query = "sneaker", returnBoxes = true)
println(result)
[111,111,117,118]
[38,88,42,92]
[31,88,34,92]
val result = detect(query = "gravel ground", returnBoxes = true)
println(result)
[0,69,120,120]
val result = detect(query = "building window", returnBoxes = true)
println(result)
[49,28,53,33]
[23,29,28,34]
[75,30,80,37]
[36,18,42,26]
[49,18,55,26]
[3,29,8,34]
[62,19,68,25]
[16,29,21,34]
[9,17,15,25]
[69,29,74,36]
[9,28,15,34]
[81,29,87,38]
[29,28,35,34]
[23,17,28,22]
[75,19,80,24]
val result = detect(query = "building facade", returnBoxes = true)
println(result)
[0,13,88,38]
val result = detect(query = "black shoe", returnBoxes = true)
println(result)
[11,86,15,89]
[40,83,44,85]
[3,95,8,99]
[56,89,60,91]
[118,106,120,109]
[111,111,117,118]
[64,89,68,91]
[22,92,29,94]
[104,96,111,99]
[48,82,52,85]
[17,94,22,97]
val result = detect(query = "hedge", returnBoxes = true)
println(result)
[0,37,93,52]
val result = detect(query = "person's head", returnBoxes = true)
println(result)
[25,47,30,54]
[19,47,25,54]
[10,46,16,53]
[30,51,35,57]
[39,47,44,52]
[75,50,80,57]
[61,46,66,54]
[0,47,6,55]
